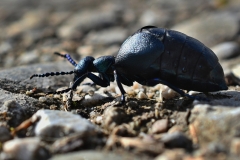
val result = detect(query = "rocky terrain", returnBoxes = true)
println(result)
[1,0,240,159]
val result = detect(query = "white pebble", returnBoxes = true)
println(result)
[38,97,47,102]
[137,91,148,99]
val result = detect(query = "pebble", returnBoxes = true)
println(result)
[161,132,192,150]
[0,42,12,55]
[172,12,239,47]
[189,105,240,147]
[161,86,179,100]
[151,119,169,134]
[2,138,51,160]
[32,109,98,138]
[50,150,141,160]
[0,124,12,143]
[231,64,240,82]
[103,106,127,129]
[154,149,186,160]
[57,5,121,39]
[137,91,148,99]
[80,91,114,107]
[85,27,127,45]
[211,41,240,60]
[1,100,27,127]
[231,138,240,155]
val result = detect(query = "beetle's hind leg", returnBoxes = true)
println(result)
[145,78,209,101]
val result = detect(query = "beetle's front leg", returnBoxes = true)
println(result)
[114,70,126,103]
[87,73,109,87]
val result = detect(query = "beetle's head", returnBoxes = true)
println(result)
[208,64,228,91]
[74,56,95,81]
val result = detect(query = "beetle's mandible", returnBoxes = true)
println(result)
[30,26,228,103]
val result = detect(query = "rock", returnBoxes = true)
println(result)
[0,62,73,92]
[2,138,51,160]
[189,104,240,147]
[51,124,104,153]
[154,149,186,160]
[1,100,28,127]
[137,91,148,99]
[139,10,170,27]
[50,150,143,160]
[211,42,240,60]
[17,50,40,65]
[103,106,127,129]
[85,27,127,45]
[0,88,48,122]
[230,64,240,83]
[107,135,164,156]
[32,109,99,138]
[80,91,114,107]
[151,119,169,134]
[0,42,12,56]
[172,12,239,47]
[57,4,122,39]
[231,138,240,155]
[161,132,192,150]
[0,124,12,143]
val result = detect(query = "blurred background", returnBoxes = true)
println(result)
[0,0,240,70]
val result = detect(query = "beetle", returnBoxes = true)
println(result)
[30,26,228,103]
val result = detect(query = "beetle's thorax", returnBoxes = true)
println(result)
[93,56,115,74]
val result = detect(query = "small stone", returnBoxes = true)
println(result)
[103,106,127,129]
[85,27,127,45]
[2,100,27,127]
[137,91,148,99]
[211,41,240,60]
[161,86,179,100]
[38,96,47,102]
[17,50,39,65]
[81,91,114,107]
[231,64,240,81]
[189,104,240,147]
[0,125,12,143]
[151,119,169,134]
[231,138,240,155]
[161,132,192,150]
[2,138,51,160]
[95,116,103,124]
[168,125,183,134]
[154,149,186,160]
[32,109,98,138]
[172,12,239,47]
[126,101,138,108]
[50,150,141,160]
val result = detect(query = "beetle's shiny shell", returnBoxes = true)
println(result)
[115,27,227,92]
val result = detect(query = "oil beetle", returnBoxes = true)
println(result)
[30,26,227,103]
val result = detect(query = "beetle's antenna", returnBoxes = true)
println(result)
[54,52,77,67]
[30,71,75,79]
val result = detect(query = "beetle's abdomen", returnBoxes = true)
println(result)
[160,29,225,92]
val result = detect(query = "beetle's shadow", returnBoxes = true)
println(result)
[162,90,240,112]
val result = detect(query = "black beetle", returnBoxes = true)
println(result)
[30,26,227,103]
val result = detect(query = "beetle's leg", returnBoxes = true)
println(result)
[82,73,102,86]
[146,78,209,101]
[87,73,109,87]
[30,71,75,79]
[47,73,88,95]
[54,52,77,67]
[114,70,126,103]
